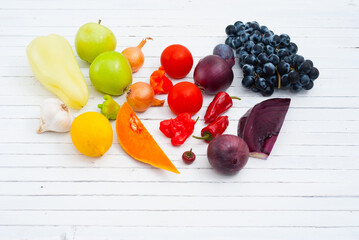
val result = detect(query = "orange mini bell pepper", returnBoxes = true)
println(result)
[150,66,173,94]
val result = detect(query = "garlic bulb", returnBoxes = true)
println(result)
[37,98,74,133]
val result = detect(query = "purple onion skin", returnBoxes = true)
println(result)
[194,55,234,95]
[207,134,249,175]
[238,98,291,160]
[213,44,235,68]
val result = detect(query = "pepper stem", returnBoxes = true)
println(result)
[194,116,199,124]
[137,37,153,49]
[186,148,193,157]
[230,96,241,100]
[192,132,212,142]
[98,19,102,24]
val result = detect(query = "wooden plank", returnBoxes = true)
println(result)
[0,210,358,227]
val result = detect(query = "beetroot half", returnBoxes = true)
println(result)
[238,98,291,159]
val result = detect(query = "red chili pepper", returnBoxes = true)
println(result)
[159,113,197,146]
[150,66,173,94]
[193,116,229,142]
[182,148,196,164]
[204,91,241,124]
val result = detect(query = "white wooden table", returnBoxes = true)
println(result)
[0,0,358,239]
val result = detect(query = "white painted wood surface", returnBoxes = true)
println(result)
[0,0,359,239]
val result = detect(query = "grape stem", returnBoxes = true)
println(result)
[276,69,281,89]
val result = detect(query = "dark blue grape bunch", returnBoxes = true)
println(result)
[224,21,319,96]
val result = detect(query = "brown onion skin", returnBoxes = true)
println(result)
[207,134,249,175]
[126,82,154,112]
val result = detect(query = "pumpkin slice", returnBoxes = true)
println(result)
[116,102,179,174]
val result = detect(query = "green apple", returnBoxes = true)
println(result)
[89,51,132,95]
[75,20,116,63]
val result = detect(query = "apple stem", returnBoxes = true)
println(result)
[98,19,102,24]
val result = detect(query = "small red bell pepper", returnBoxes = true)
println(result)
[150,66,173,94]
[204,91,241,124]
[193,116,229,142]
[159,113,197,146]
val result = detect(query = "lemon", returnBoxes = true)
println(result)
[70,112,113,157]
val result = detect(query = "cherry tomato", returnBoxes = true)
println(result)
[160,44,193,79]
[167,82,203,115]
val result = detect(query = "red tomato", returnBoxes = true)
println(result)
[160,44,193,79]
[167,82,203,115]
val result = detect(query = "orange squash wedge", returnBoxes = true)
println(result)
[116,102,179,174]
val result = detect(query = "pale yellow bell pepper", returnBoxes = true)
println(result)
[27,34,89,109]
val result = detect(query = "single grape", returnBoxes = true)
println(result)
[299,74,310,86]
[288,70,300,83]
[234,21,244,28]
[262,31,273,45]
[265,45,275,55]
[239,52,249,63]
[236,25,245,35]
[287,42,298,54]
[260,25,269,33]
[242,64,255,76]
[268,54,280,65]
[255,66,263,75]
[281,73,290,88]
[263,62,276,76]
[232,37,242,49]
[298,60,312,74]
[258,42,265,48]
[306,59,314,68]
[251,87,260,92]
[225,25,237,36]
[277,48,290,58]
[258,52,269,64]
[249,30,262,43]
[269,35,281,47]
[293,55,305,68]
[279,33,290,46]
[288,54,296,65]
[249,22,260,31]
[225,36,235,48]
[245,29,253,34]
[261,85,274,96]
[290,82,303,92]
[251,44,264,55]
[282,56,291,63]
[303,80,314,90]
[277,61,290,75]
[244,41,255,52]
[309,67,319,80]
[244,54,257,65]
[239,33,249,43]
[255,77,267,90]
[236,46,246,56]
[242,76,254,88]
[266,75,278,87]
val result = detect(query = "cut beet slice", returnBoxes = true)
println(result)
[237,98,291,159]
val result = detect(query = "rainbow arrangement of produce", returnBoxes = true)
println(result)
[26,20,319,175]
